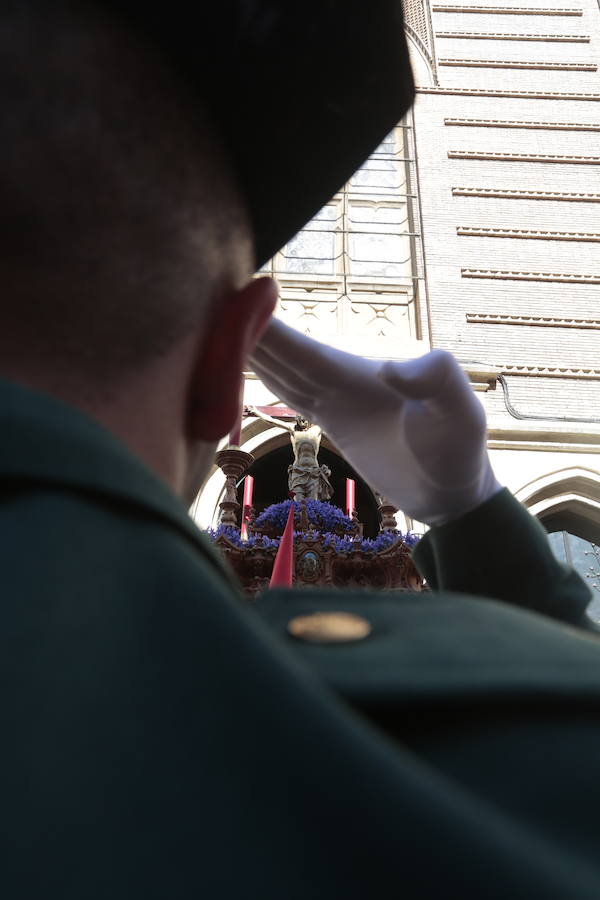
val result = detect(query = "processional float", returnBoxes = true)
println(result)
[209,408,424,598]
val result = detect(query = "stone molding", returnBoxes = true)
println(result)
[439,58,596,70]
[445,118,600,131]
[466,313,600,329]
[417,87,598,99]
[457,226,600,241]
[403,0,439,84]
[451,186,600,201]
[436,31,590,41]
[431,5,583,15]
[462,269,600,285]
[487,437,600,453]
[514,468,600,514]
[403,0,431,48]
[463,363,499,392]
[448,150,600,163]
[498,365,600,380]
[406,24,434,67]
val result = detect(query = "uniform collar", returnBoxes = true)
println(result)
[0,377,239,592]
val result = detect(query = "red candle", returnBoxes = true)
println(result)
[241,475,254,540]
[346,478,355,518]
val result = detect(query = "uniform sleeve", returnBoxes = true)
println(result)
[412,488,593,628]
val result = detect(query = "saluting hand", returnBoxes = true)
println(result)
[251,318,501,526]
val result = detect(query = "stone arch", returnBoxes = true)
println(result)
[515,467,600,543]
[403,0,437,87]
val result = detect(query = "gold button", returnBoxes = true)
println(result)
[287,611,371,644]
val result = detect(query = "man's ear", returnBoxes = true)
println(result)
[186,276,278,441]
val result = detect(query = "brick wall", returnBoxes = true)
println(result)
[412,0,600,422]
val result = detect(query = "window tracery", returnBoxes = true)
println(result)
[260,120,425,350]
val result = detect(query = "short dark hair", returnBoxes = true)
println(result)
[0,2,250,385]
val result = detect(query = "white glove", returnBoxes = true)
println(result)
[251,319,501,527]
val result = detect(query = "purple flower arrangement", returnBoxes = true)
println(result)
[321,529,420,553]
[207,499,420,554]
[254,499,355,535]
[206,525,281,551]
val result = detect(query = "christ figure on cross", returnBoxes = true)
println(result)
[247,408,334,502]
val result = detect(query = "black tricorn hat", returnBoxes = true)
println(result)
[114,1,414,268]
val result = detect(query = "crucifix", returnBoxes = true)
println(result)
[247,407,333,502]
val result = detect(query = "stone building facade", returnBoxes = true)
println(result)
[192,0,600,604]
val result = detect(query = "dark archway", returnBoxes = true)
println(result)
[541,510,600,547]
[236,445,381,537]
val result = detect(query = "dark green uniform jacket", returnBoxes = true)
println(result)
[1,377,599,899]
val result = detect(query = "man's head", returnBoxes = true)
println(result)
[2,1,412,499]
[1,2,277,494]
